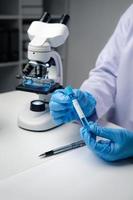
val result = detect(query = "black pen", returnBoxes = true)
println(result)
[39,140,85,158]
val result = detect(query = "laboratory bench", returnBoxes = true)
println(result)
[0,91,133,200]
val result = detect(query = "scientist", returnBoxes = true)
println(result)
[50,4,133,161]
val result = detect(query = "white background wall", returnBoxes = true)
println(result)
[66,0,133,87]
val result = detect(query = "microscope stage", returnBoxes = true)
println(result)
[16,83,63,95]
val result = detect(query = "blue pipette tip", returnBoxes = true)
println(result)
[65,85,74,96]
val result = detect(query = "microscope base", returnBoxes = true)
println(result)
[18,105,56,132]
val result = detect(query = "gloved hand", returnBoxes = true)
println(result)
[80,122,133,161]
[49,88,96,125]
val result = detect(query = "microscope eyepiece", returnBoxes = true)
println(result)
[40,12,51,22]
[40,12,69,24]
[60,14,70,25]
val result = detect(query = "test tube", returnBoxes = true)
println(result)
[65,86,89,128]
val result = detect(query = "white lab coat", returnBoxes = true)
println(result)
[80,4,133,131]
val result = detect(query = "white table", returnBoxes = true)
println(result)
[0,91,133,200]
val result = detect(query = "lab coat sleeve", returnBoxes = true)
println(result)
[80,4,133,119]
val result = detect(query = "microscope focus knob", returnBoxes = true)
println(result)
[30,100,45,112]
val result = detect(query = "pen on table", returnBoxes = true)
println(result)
[39,140,85,158]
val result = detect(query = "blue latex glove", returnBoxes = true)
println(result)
[49,88,96,125]
[80,122,133,161]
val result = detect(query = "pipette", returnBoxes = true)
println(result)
[65,85,89,128]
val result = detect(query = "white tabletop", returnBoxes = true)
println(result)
[0,91,82,180]
[0,91,133,200]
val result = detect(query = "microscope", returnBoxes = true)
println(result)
[16,12,69,131]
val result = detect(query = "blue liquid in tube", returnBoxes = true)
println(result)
[65,86,90,128]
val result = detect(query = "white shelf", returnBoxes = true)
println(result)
[0,61,19,68]
[0,15,20,20]
[22,16,40,20]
